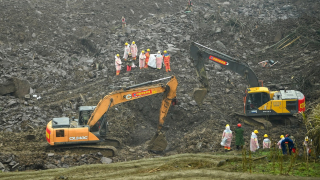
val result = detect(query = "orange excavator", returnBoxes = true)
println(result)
[46,76,178,156]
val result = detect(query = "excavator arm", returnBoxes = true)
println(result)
[87,76,177,129]
[86,76,178,152]
[190,42,259,105]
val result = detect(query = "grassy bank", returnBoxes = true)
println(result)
[0,153,319,180]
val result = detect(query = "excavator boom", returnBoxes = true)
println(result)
[190,42,259,105]
[87,76,178,131]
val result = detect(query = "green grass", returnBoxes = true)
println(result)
[226,149,320,177]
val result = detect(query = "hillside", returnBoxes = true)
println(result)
[0,0,319,175]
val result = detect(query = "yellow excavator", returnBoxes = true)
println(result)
[190,42,305,129]
[46,76,178,156]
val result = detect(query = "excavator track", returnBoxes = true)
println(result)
[234,113,272,129]
[233,113,300,129]
[47,145,117,157]
[100,137,121,148]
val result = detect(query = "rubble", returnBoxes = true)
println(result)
[0,0,319,172]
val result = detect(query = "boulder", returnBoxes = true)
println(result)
[0,162,5,170]
[100,157,112,164]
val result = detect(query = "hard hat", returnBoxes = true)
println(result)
[116,54,120,57]
[147,49,150,52]
[142,50,145,53]
[164,50,167,53]
[305,136,309,141]
[280,135,284,138]
[237,123,241,127]
[264,134,268,138]
[132,41,135,44]
[157,51,161,54]
[226,124,229,127]
[254,130,258,134]
[125,42,128,45]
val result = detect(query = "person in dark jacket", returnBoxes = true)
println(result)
[235,123,244,150]
[281,137,295,155]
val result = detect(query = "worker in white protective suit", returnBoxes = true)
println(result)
[263,134,271,149]
[123,42,131,71]
[250,130,259,152]
[156,51,163,69]
[115,54,122,75]
[277,135,285,149]
[130,41,138,60]
[221,124,233,151]
[139,50,146,69]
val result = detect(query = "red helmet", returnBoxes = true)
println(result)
[237,123,241,127]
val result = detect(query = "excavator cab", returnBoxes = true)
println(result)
[244,89,270,113]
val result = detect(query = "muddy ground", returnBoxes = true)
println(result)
[0,0,320,173]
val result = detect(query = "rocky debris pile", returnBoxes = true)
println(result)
[0,0,319,171]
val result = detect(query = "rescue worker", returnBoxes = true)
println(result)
[222,124,233,151]
[139,50,146,69]
[277,135,285,149]
[163,50,171,72]
[186,0,193,12]
[263,134,271,149]
[115,54,122,75]
[281,136,294,155]
[145,49,150,68]
[156,51,163,69]
[121,16,126,29]
[250,130,259,152]
[123,42,131,71]
[130,41,138,61]
[126,53,132,72]
[235,123,244,150]
[303,136,312,156]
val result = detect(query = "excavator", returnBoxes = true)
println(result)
[190,42,305,129]
[46,76,178,156]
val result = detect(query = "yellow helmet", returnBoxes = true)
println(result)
[280,135,284,138]
[125,42,128,45]
[163,50,167,53]
[254,130,258,134]
[116,54,120,57]
[226,124,229,127]
[147,49,150,52]
[264,134,268,138]
[132,41,135,44]
[305,136,309,141]
[141,50,145,53]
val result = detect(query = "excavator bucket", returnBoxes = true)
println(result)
[147,131,168,153]
[193,87,207,106]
